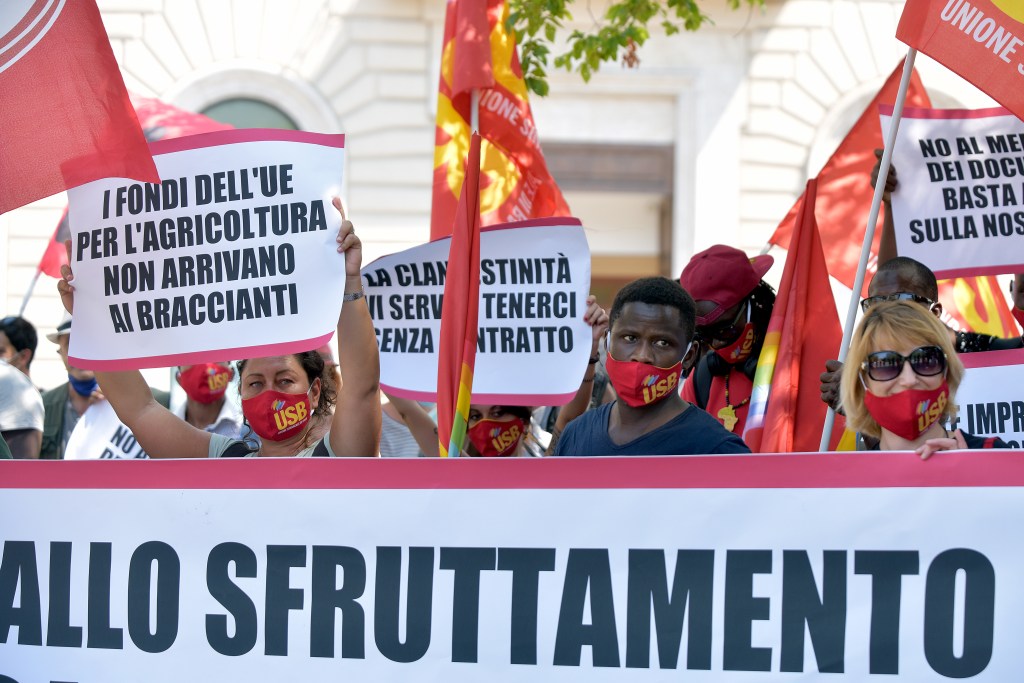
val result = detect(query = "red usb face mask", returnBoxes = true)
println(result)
[467,417,526,457]
[177,363,233,404]
[864,382,949,441]
[241,388,313,441]
[605,353,683,408]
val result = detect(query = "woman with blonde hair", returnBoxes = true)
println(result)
[841,300,1007,458]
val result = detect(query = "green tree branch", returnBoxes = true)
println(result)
[508,0,764,96]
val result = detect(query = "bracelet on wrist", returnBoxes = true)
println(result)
[588,354,600,365]
[343,289,365,302]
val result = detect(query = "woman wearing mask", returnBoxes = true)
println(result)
[385,295,609,457]
[840,300,1008,459]
[56,198,380,458]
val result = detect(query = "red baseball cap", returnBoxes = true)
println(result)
[679,245,773,326]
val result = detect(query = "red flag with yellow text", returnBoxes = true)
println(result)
[0,0,158,214]
[898,0,1024,123]
[769,60,1019,337]
[745,179,846,452]
[431,0,570,240]
[436,133,483,457]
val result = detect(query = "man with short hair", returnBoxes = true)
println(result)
[0,315,38,378]
[554,277,749,456]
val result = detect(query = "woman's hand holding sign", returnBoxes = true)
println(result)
[334,196,362,282]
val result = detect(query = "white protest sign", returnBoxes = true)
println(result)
[65,129,346,370]
[883,106,1024,278]
[63,400,150,460]
[953,349,1024,448]
[362,219,591,404]
[3,453,1024,681]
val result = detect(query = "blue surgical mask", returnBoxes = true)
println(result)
[68,374,98,397]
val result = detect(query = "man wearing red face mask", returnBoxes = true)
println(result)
[173,363,243,439]
[678,245,776,437]
[553,277,749,456]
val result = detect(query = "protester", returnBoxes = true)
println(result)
[0,357,43,458]
[56,197,381,458]
[840,300,1008,458]
[554,277,749,456]
[173,362,243,439]
[0,315,38,379]
[677,245,776,436]
[820,256,1024,412]
[387,295,609,457]
[41,315,169,459]
[379,395,433,457]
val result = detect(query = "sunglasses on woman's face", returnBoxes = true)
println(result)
[860,345,947,382]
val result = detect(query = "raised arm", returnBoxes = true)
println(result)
[58,243,212,458]
[383,392,440,457]
[329,198,382,456]
[545,295,608,455]
[872,148,899,265]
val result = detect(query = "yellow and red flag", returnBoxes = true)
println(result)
[898,0,1024,123]
[431,0,570,240]
[745,179,847,453]
[769,60,1019,338]
[436,133,483,457]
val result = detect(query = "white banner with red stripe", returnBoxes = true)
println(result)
[955,349,1024,447]
[2,453,1024,681]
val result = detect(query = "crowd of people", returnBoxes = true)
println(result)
[2,166,1023,460]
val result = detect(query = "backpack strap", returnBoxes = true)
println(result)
[221,440,257,458]
[693,355,714,410]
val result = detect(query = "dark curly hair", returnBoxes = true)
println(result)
[236,351,338,417]
[705,280,776,380]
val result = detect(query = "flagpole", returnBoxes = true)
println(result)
[819,48,918,451]
[470,89,480,132]
[18,271,41,316]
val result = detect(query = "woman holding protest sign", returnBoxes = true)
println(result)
[57,197,381,457]
[840,300,1008,459]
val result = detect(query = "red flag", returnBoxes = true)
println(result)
[0,0,158,214]
[431,0,570,240]
[745,179,846,452]
[898,0,1024,122]
[769,61,931,292]
[130,94,233,140]
[436,133,483,457]
[769,60,1019,338]
[33,96,230,279]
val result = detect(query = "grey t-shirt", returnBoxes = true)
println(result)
[0,361,43,432]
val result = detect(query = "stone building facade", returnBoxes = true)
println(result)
[0,0,996,388]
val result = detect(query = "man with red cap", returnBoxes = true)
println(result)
[678,245,776,437]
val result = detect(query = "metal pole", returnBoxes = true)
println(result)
[820,48,918,451]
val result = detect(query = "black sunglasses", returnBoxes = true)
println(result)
[860,292,935,314]
[696,300,749,345]
[861,345,946,382]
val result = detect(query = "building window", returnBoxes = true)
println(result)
[201,98,298,130]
